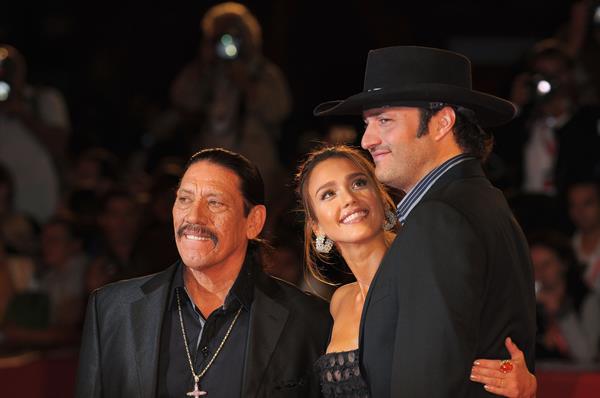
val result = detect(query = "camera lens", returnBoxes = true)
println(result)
[215,34,241,60]
[535,79,552,96]
[530,74,556,102]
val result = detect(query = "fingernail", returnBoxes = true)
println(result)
[507,337,512,344]
[473,360,481,365]
[484,385,491,390]
[470,374,478,380]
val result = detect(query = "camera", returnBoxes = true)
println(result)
[215,33,243,61]
[528,74,559,103]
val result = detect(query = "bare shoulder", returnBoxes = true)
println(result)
[329,282,359,318]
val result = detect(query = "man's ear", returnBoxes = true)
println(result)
[246,205,267,239]
[432,106,456,141]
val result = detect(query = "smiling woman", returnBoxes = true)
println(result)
[295,145,396,285]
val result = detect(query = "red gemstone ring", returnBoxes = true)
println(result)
[499,360,513,374]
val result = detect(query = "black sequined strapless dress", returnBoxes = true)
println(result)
[314,349,369,398]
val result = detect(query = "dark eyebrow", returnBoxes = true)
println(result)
[363,107,389,119]
[347,172,367,182]
[315,172,368,197]
[315,181,335,198]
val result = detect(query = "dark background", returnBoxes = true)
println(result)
[0,0,573,163]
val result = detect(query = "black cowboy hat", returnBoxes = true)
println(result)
[313,46,517,127]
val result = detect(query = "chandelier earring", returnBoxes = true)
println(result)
[383,207,398,231]
[315,233,333,253]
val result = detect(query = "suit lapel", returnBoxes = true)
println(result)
[130,264,177,398]
[420,158,486,201]
[242,273,289,398]
[358,243,387,361]
[359,160,485,361]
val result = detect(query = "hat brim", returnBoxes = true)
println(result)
[313,83,517,127]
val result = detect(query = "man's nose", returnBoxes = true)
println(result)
[186,200,210,224]
[361,123,380,150]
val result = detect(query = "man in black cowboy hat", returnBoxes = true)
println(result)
[315,46,536,397]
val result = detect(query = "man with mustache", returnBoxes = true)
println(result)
[76,148,331,398]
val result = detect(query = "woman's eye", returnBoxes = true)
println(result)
[379,117,391,125]
[320,190,335,200]
[352,178,368,189]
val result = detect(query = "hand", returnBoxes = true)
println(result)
[471,337,537,397]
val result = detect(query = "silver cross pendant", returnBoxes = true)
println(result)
[186,378,207,397]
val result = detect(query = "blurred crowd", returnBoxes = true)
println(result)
[0,0,599,368]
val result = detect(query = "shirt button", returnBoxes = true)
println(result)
[201,346,209,357]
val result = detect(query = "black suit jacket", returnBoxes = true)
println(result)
[360,159,536,397]
[76,260,332,398]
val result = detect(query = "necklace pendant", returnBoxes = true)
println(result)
[186,380,207,397]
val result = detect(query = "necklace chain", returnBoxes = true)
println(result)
[176,289,242,383]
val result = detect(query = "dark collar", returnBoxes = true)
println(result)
[169,256,255,312]
[421,157,487,200]
[396,153,475,223]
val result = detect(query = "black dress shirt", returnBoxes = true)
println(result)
[156,260,254,397]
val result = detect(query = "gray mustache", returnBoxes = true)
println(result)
[177,224,218,245]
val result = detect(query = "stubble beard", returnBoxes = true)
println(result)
[375,161,410,192]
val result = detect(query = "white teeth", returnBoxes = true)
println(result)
[185,234,211,241]
[341,210,367,224]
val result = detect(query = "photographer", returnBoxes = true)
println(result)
[0,44,70,223]
[167,2,291,204]
[493,39,600,196]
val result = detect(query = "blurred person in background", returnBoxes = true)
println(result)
[560,0,600,105]
[1,218,87,349]
[127,162,182,277]
[67,147,118,196]
[166,2,291,206]
[55,147,120,250]
[0,44,70,223]
[86,189,141,292]
[530,231,600,363]
[0,161,40,325]
[494,39,600,196]
[568,178,600,292]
